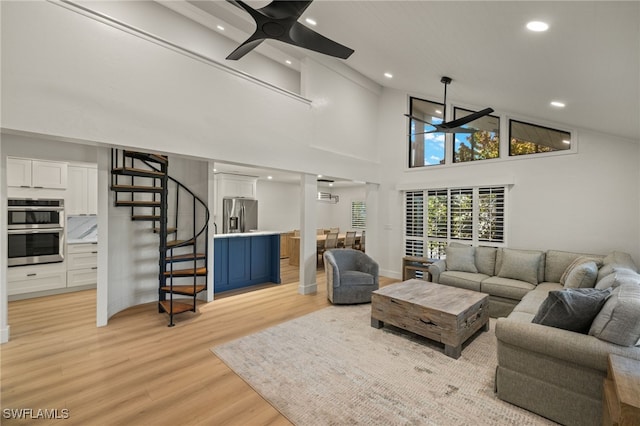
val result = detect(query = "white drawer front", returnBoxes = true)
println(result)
[67,269,97,288]
[68,252,97,270]
[68,243,98,254]
[8,271,66,295]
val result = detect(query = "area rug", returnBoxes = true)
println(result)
[211,305,557,425]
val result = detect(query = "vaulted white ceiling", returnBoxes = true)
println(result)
[170,0,640,142]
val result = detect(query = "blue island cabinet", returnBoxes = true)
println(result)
[213,234,281,293]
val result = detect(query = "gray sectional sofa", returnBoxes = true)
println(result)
[428,245,640,426]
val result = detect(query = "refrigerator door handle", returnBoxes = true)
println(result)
[240,204,245,232]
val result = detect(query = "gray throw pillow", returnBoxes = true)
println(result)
[497,248,542,285]
[563,261,598,289]
[532,288,612,334]
[589,283,640,346]
[445,246,477,273]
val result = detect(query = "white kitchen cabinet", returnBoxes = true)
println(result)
[7,157,68,189]
[67,243,98,288]
[214,173,257,221]
[67,165,97,215]
[7,262,66,296]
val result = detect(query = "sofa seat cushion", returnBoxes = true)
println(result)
[512,283,562,316]
[481,276,536,301]
[439,271,488,292]
[340,270,375,286]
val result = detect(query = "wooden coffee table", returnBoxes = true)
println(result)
[371,279,490,359]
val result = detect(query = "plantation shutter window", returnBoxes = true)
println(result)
[404,186,507,259]
[351,201,367,229]
[404,191,425,257]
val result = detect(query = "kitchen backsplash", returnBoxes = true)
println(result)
[67,215,98,243]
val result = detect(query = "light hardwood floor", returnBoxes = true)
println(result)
[1,261,398,425]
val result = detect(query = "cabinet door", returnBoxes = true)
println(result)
[7,158,32,187]
[32,160,68,189]
[227,238,251,284]
[67,166,88,215]
[86,167,98,215]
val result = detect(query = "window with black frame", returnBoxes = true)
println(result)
[453,107,500,163]
[509,119,571,156]
[408,97,445,168]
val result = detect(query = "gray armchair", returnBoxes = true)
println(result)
[323,249,379,304]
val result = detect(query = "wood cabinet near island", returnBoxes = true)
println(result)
[213,232,281,293]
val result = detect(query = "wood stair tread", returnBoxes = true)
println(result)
[111,184,164,193]
[163,267,207,277]
[160,285,206,295]
[115,200,161,207]
[166,253,206,262]
[123,151,168,165]
[132,215,161,221]
[112,167,165,178]
[166,239,195,248]
[153,227,177,234]
[158,301,195,315]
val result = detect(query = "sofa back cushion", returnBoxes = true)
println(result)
[589,283,640,347]
[496,248,545,285]
[475,246,497,276]
[544,250,603,283]
[445,246,478,273]
[597,251,638,283]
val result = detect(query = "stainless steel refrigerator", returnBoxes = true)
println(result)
[222,198,258,233]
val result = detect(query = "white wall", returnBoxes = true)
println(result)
[375,87,640,277]
[316,185,367,232]
[1,1,382,185]
[256,180,300,232]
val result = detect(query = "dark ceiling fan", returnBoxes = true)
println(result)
[405,76,494,134]
[225,0,354,61]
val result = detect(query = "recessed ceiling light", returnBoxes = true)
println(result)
[526,21,549,32]
[216,25,225,31]
[384,72,393,79]
[285,60,292,65]
[305,18,317,26]
[267,176,273,180]
[329,183,333,187]
[550,101,566,108]
[317,174,323,178]
[213,168,217,172]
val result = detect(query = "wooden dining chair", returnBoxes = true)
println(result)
[318,232,339,266]
[355,230,365,251]
[343,231,356,249]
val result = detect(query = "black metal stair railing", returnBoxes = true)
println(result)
[110,149,210,327]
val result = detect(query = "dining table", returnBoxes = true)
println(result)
[288,233,361,266]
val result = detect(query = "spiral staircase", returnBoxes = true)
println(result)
[110,149,209,326]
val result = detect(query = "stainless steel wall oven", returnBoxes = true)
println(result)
[7,198,65,266]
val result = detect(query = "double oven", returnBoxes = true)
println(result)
[7,198,65,267]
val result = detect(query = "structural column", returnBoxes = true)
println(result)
[299,173,318,295]
[365,183,380,260]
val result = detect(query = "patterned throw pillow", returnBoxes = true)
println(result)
[560,256,603,284]
[533,288,612,334]
[563,261,598,289]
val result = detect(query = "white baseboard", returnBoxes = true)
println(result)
[381,269,402,280]
[298,282,317,295]
[1,325,10,344]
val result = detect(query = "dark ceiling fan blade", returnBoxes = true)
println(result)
[226,37,266,60]
[225,0,354,60]
[438,108,494,130]
[258,1,313,19]
[287,22,354,59]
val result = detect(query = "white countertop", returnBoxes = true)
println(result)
[213,231,282,239]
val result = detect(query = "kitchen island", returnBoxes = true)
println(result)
[213,231,281,293]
